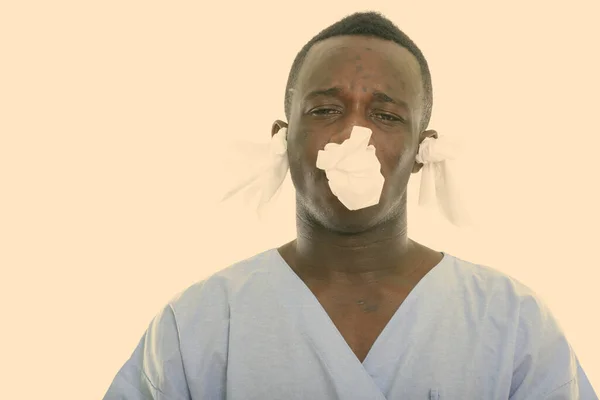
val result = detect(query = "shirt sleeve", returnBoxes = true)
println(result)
[509,293,598,399]
[102,304,191,400]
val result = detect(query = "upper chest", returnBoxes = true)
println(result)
[276,243,444,362]
[306,281,414,362]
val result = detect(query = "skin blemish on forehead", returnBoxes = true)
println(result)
[296,37,423,114]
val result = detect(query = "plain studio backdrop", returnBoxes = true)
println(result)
[1,1,599,398]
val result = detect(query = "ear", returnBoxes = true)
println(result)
[271,120,289,138]
[412,129,438,174]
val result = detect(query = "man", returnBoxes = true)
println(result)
[104,11,597,399]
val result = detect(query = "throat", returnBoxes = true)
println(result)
[287,237,421,280]
[293,224,416,276]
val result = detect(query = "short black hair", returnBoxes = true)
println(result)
[284,11,433,131]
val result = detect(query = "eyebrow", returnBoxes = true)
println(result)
[304,87,343,100]
[303,86,409,110]
[372,91,409,110]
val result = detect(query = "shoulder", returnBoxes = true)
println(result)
[165,248,279,324]
[444,253,548,309]
[443,253,566,341]
[444,254,581,397]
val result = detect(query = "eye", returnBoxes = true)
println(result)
[373,112,405,123]
[310,108,341,116]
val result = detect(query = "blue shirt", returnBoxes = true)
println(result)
[103,249,598,399]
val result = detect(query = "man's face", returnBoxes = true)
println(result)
[279,35,430,233]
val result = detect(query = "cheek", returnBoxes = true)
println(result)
[290,130,327,167]
[375,139,410,177]
[286,137,316,181]
[286,149,304,180]
[286,152,308,191]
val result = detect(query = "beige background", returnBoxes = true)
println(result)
[1,1,598,398]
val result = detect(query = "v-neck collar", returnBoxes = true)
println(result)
[265,247,453,398]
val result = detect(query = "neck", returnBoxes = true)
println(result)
[291,206,417,281]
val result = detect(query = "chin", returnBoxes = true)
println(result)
[313,197,387,234]
[297,180,401,233]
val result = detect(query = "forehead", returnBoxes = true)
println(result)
[296,35,422,96]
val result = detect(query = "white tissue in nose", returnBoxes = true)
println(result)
[316,126,385,210]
